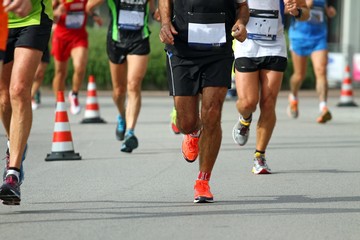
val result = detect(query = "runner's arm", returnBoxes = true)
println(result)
[232,0,249,43]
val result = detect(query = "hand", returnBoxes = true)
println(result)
[231,24,247,43]
[3,0,32,17]
[326,6,336,18]
[159,22,178,45]
[152,8,161,22]
[284,0,299,16]
[93,15,103,26]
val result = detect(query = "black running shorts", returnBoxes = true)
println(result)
[5,24,52,64]
[0,50,4,61]
[235,56,287,73]
[107,37,150,64]
[166,52,233,96]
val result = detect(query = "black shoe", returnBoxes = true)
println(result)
[0,174,21,205]
[121,135,138,153]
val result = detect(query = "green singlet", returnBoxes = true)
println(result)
[8,0,53,28]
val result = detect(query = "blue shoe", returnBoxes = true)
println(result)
[116,115,126,141]
[121,134,138,153]
[3,142,27,185]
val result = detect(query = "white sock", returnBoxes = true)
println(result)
[6,169,20,181]
[319,101,327,112]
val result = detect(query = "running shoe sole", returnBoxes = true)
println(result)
[252,167,272,174]
[0,188,21,205]
[194,196,214,203]
[182,151,197,163]
[317,111,332,123]
[121,136,139,153]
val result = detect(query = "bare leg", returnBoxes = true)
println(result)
[70,47,88,93]
[2,48,42,168]
[52,59,68,99]
[311,49,328,103]
[235,70,260,119]
[198,87,227,173]
[289,51,307,98]
[125,54,148,130]
[256,70,283,151]
[109,60,127,118]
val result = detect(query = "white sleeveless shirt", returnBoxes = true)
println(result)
[234,0,287,58]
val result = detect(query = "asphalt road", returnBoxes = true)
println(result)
[0,89,359,240]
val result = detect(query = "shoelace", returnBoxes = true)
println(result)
[239,124,249,136]
[196,181,210,192]
[255,156,267,167]
[187,137,198,153]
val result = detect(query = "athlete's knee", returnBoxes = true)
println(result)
[177,114,199,134]
[10,83,29,100]
[236,98,257,113]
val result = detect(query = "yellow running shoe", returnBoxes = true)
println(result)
[170,107,180,134]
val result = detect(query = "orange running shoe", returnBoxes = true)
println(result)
[287,95,299,119]
[317,107,332,123]
[182,134,199,162]
[194,179,213,203]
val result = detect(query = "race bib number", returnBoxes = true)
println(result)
[118,10,144,30]
[247,9,279,41]
[65,11,85,29]
[187,12,226,49]
[308,8,324,24]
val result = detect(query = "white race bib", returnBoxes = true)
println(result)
[188,23,226,46]
[118,9,144,30]
[247,9,278,41]
[65,11,85,29]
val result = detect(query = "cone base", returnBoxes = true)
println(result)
[337,102,358,107]
[45,151,82,161]
[80,117,106,124]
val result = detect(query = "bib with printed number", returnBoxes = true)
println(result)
[308,7,324,24]
[65,11,85,29]
[118,2,145,30]
[247,9,278,41]
[187,12,226,49]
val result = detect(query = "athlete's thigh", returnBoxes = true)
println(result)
[126,54,149,87]
[310,49,328,76]
[201,86,227,113]
[290,50,308,78]
[235,70,260,104]
[259,69,283,102]
[11,47,42,90]
[109,60,127,90]
[70,46,88,71]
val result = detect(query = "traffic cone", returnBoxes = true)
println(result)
[80,75,106,123]
[337,65,358,107]
[45,91,82,161]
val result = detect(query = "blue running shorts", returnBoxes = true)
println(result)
[289,38,328,57]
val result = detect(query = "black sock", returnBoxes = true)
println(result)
[255,149,265,155]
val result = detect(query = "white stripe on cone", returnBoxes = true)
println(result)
[54,122,71,132]
[51,142,74,152]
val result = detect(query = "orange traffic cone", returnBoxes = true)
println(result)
[337,65,358,107]
[45,91,82,161]
[80,75,106,123]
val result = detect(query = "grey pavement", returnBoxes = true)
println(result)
[0,89,359,240]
